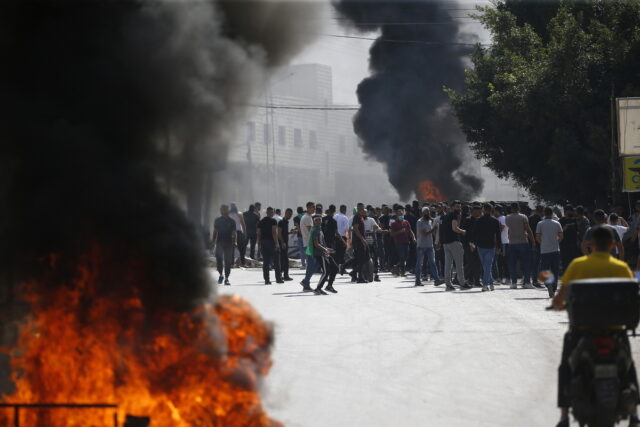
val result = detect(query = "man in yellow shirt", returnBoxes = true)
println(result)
[552,226,638,427]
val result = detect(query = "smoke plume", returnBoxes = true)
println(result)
[0,0,319,311]
[333,0,483,200]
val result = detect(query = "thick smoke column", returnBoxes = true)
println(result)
[0,0,319,311]
[333,0,483,200]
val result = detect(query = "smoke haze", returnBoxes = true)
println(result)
[333,0,484,200]
[0,0,320,311]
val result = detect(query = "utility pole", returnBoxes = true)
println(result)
[610,81,618,206]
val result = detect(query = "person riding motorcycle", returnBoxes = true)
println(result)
[552,226,639,427]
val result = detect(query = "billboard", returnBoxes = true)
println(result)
[618,98,640,155]
[622,155,640,192]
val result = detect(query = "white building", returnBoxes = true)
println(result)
[217,63,398,211]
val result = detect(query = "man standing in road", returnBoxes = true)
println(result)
[334,204,350,270]
[536,206,564,297]
[441,201,468,291]
[277,208,295,282]
[462,204,482,288]
[470,203,502,291]
[390,206,416,277]
[212,204,237,286]
[299,201,316,291]
[257,207,282,285]
[505,202,535,289]
[581,209,624,259]
[415,207,442,287]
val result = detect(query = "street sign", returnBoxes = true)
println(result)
[622,155,640,192]
[617,98,640,155]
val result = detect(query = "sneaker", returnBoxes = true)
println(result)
[265,281,272,285]
[481,286,488,292]
[414,280,423,287]
[374,275,381,282]
[510,283,517,289]
[218,275,224,285]
[445,285,455,292]
[434,279,444,286]
[532,281,544,288]
[459,283,472,291]
[314,288,327,295]
[276,280,285,284]
[490,284,495,291]
[357,279,367,284]
[523,283,534,289]
[284,276,294,281]
[302,286,314,292]
[325,285,338,294]
[555,419,569,427]
[224,279,230,286]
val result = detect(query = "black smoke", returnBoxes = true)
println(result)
[333,0,483,200]
[0,0,319,313]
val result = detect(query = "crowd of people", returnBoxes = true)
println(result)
[210,199,640,296]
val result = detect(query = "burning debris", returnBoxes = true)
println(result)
[332,0,484,201]
[418,180,445,203]
[0,0,319,424]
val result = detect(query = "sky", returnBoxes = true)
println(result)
[289,0,531,202]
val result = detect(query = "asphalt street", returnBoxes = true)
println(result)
[215,267,640,427]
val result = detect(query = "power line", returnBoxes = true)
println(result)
[252,104,360,111]
[323,33,487,46]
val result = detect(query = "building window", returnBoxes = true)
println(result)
[294,128,303,147]
[339,135,345,153]
[309,130,318,150]
[263,124,271,145]
[278,126,286,145]
[246,121,255,143]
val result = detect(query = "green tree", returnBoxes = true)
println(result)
[448,0,640,204]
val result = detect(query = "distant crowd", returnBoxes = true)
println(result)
[209,200,640,295]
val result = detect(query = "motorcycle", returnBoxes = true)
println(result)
[559,278,640,427]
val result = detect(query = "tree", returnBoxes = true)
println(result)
[448,0,640,204]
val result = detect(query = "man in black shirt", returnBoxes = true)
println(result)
[278,208,295,281]
[470,204,502,291]
[404,204,418,271]
[378,205,392,271]
[243,204,259,260]
[212,204,237,286]
[462,204,482,287]
[257,207,282,284]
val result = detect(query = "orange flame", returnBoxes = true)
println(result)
[0,246,280,426]
[418,180,445,202]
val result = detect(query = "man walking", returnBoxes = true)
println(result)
[243,204,259,260]
[308,215,339,295]
[528,205,544,287]
[212,204,237,286]
[536,206,564,297]
[559,205,580,273]
[505,202,535,289]
[415,207,442,286]
[334,204,350,270]
[470,203,501,291]
[257,207,282,285]
[441,201,468,291]
[462,204,482,287]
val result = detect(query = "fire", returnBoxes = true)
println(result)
[0,246,279,426]
[418,180,445,202]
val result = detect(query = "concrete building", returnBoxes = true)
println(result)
[217,63,398,212]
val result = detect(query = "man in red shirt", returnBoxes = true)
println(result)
[390,207,416,276]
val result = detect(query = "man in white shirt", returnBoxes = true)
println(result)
[299,201,316,291]
[334,204,351,269]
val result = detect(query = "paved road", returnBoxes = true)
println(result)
[216,268,639,427]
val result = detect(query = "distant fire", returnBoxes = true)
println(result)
[418,180,445,202]
[0,246,279,426]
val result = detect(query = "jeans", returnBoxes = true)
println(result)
[415,246,439,280]
[508,243,531,284]
[478,247,496,286]
[215,242,234,279]
[540,251,560,286]
[301,250,317,286]
[298,236,307,267]
[260,240,281,282]
[395,242,409,272]
[443,241,465,286]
